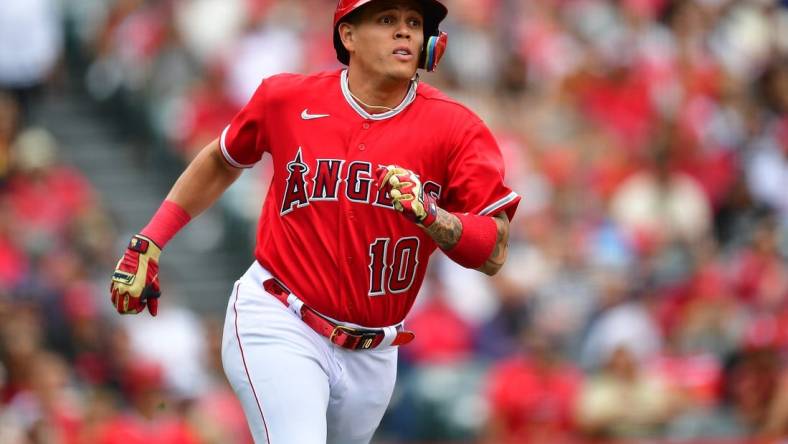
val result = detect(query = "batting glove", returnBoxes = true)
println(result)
[376,165,438,227]
[110,235,161,316]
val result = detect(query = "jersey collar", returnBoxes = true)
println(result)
[340,69,418,121]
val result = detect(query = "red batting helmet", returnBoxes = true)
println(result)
[333,0,449,72]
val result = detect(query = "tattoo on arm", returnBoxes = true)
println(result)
[421,209,510,274]
[422,208,463,250]
[485,212,510,268]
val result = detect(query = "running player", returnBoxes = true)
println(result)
[110,0,520,442]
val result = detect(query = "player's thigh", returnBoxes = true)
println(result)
[222,280,331,444]
[326,347,398,444]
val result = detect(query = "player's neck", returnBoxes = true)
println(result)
[345,68,412,114]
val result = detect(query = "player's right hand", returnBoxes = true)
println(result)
[376,165,438,227]
[110,234,162,316]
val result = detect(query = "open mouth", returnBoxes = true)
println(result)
[393,47,413,60]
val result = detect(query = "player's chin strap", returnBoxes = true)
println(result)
[419,31,448,72]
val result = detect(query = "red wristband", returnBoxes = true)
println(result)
[419,196,438,228]
[140,200,192,248]
[443,213,498,269]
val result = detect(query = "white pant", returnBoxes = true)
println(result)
[221,262,399,444]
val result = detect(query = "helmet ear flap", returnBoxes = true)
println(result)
[419,31,448,72]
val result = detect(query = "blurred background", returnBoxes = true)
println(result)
[1,0,787,443]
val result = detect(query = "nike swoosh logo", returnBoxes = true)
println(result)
[301,109,330,120]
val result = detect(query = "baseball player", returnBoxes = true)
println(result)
[110,0,520,442]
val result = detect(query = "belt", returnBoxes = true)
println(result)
[262,279,415,350]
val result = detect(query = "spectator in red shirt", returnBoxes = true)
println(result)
[92,360,200,444]
[483,325,582,444]
[0,198,29,291]
[402,278,474,366]
[172,63,237,161]
[731,216,787,307]
[7,128,95,246]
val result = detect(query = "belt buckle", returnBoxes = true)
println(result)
[329,325,377,350]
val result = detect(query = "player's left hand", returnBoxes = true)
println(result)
[376,165,437,227]
[110,234,162,316]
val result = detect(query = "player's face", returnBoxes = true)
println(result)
[346,0,425,82]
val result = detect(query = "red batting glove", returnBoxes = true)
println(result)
[110,235,162,316]
[376,165,438,227]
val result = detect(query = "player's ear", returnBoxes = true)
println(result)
[338,22,355,53]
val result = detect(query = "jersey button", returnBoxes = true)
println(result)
[362,122,370,129]
[358,143,366,151]
[347,256,354,263]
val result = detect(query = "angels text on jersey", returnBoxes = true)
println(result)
[280,148,442,216]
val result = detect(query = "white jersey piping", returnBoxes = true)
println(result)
[479,191,520,216]
[220,125,256,169]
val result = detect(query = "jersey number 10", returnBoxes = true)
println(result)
[368,237,420,296]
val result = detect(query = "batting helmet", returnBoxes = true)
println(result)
[333,0,448,72]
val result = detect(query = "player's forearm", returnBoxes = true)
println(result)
[165,138,242,218]
[422,208,462,250]
[422,210,509,276]
[476,212,509,275]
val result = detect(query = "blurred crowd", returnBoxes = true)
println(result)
[1,0,788,442]
[0,101,253,443]
[0,69,253,444]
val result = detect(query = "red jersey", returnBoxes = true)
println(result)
[221,69,519,327]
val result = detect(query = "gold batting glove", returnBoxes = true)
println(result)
[376,165,437,227]
[110,235,162,316]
